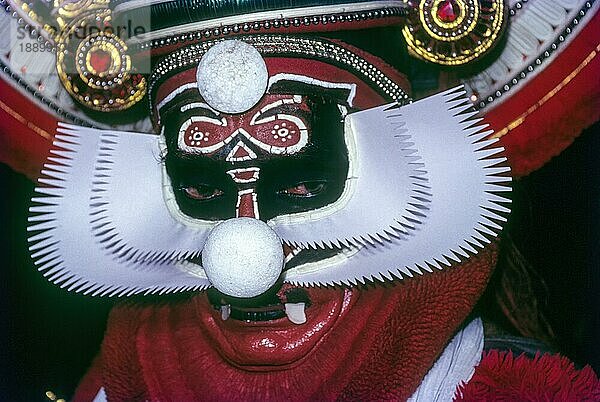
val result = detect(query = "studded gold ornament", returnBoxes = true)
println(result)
[55,5,146,112]
[402,0,507,66]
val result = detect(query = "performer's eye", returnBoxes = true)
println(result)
[280,181,327,198]
[181,185,225,201]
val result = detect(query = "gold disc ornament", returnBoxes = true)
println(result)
[402,0,508,66]
[55,11,146,112]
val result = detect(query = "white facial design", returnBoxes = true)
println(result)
[176,94,313,222]
[176,96,310,158]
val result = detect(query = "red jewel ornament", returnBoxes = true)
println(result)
[436,0,460,23]
[89,49,112,74]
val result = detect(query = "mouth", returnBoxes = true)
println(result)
[190,246,342,324]
[190,245,356,368]
[207,282,312,323]
[195,283,354,368]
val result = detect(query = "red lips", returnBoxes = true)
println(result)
[194,286,356,368]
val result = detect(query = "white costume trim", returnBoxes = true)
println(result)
[408,318,484,402]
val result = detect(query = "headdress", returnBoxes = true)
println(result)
[1,0,597,297]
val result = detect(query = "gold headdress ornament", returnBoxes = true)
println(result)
[52,0,146,112]
[402,0,508,65]
[4,0,510,114]
[4,0,146,112]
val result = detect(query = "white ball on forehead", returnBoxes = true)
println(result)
[202,217,284,298]
[196,40,268,114]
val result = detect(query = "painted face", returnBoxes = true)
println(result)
[161,92,349,222]
[158,69,365,366]
[150,50,500,372]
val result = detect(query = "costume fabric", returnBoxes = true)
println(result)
[73,246,499,401]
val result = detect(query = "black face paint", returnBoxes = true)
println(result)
[162,92,349,221]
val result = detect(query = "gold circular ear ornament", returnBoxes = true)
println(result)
[402,0,508,66]
[55,10,146,112]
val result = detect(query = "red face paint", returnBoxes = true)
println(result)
[178,95,311,157]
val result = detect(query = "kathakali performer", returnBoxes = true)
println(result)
[0,0,599,400]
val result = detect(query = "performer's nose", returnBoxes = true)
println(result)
[235,189,259,219]
[201,218,284,298]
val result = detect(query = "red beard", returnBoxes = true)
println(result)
[75,244,498,401]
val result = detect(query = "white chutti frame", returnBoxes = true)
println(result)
[28,86,511,296]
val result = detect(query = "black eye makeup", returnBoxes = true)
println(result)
[165,155,238,220]
[181,184,225,201]
[256,156,346,219]
[162,92,349,222]
[279,181,328,198]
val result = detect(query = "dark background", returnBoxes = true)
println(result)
[1,122,598,401]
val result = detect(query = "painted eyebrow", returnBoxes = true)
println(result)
[250,95,303,125]
[180,102,220,115]
[169,148,219,163]
[156,83,197,115]
[267,73,356,107]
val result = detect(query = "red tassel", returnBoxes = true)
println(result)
[455,350,600,401]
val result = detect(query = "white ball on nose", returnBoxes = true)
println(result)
[202,218,284,298]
